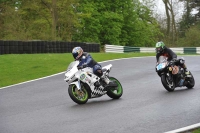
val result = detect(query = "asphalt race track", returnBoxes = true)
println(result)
[0,56,200,133]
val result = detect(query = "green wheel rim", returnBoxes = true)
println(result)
[109,77,122,95]
[72,85,88,101]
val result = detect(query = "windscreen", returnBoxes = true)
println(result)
[67,61,77,71]
[158,56,168,64]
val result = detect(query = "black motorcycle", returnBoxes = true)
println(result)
[155,56,195,92]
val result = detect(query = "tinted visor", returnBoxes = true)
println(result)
[72,52,78,60]
[156,47,162,53]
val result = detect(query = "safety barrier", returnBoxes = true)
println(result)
[105,44,200,54]
[0,40,100,54]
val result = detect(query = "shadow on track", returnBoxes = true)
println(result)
[163,87,195,94]
[70,98,123,108]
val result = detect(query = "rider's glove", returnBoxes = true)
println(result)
[170,58,176,64]
[77,63,88,69]
[82,63,88,68]
[169,58,177,66]
[77,66,83,69]
[172,58,177,62]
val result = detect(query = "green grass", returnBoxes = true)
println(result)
[192,128,200,133]
[0,52,155,88]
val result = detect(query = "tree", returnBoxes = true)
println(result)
[162,0,181,45]
[177,23,200,46]
[0,0,162,47]
[179,0,200,37]
[0,0,26,40]
[72,1,102,43]
[0,0,79,41]
[73,0,161,46]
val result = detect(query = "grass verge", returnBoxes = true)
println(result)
[193,129,200,133]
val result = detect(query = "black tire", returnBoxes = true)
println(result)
[107,77,123,99]
[68,84,89,104]
[161,74,175,92]
[186,72,195,89]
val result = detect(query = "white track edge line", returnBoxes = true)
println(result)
[164,123,200,133]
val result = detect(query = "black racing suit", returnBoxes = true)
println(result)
[156,47,177,62]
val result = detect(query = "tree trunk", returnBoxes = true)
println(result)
[52,0,57,40]
[163,0,171,36]
[169,0,177,43]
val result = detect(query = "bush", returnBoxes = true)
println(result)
[177,25,200,47]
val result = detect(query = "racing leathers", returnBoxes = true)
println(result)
[77,52,102,77]
[156,47,177,62]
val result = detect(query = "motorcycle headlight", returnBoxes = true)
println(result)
[169,67,172,71]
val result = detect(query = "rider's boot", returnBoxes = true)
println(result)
[183,64,190,75]
[101,75,110,85]
[104,76,110,84]
[101,76,118,91]
[101,75,110,91]
[183,80,188,86]
[185,69,190,75]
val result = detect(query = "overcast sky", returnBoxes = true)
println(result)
[155,0,166,14]
[153,0,198,16]
[153,0,185,19]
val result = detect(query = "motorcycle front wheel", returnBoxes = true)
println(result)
[68,84,89,104]
[161,74,175,92]
[107,77,123,99]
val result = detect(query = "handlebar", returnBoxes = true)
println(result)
[77,64,87,70]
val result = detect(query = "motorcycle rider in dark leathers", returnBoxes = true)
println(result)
[72,46,112,89]
[155,41,189,75]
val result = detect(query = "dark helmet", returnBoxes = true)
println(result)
[155,41,165,54]
[72,47,83,60]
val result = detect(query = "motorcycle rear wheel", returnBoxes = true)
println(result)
[161,74,175,92]
[107,77,123,99]
[186,72,195,89]
[68,84,89,104]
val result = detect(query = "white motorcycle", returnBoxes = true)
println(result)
[64,61,123,104]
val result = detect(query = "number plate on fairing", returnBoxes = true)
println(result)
[156,63,165,70]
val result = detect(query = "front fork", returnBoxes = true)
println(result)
[167,72,173,82]
[69,80,87,98]
[160,69,173,82]
[69,80,81,90]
